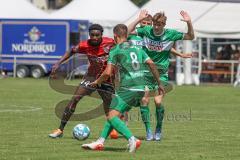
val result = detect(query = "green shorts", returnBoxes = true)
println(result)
[110,89,145,114]
[145,73,169,90]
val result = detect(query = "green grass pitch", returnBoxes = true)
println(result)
[0,78,240,160]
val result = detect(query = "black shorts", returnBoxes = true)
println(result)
[80,79,114,105]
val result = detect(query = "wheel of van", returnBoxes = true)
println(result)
[16,66,30,78]
[31,66,44,79]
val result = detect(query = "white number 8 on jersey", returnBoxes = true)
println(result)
[130,52,140,70]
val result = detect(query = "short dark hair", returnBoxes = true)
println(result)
[113,24,128,38]
[88,24,103,33]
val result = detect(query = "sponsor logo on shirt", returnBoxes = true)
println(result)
[143,37,174,52]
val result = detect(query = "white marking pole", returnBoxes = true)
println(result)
[183,41,193,84]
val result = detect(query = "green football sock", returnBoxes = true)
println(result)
[156,104,165,132]
[100,121,113,139]
[109,116,132,139]
[140,106,152,132]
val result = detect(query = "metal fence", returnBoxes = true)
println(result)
[1,54,239,84]
[0,54,88,78]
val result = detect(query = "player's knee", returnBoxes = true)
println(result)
[154,97,162,107]
[64,107,75,115]
[72,95,83,102]
[107,110,120,119]
[141,97,150,105]
[154,95,163,106]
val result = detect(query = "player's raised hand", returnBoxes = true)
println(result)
[138,10,149,21]
[181,53,193,58]
[180,10,191,23]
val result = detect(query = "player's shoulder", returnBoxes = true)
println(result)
[128,34,143,41]
[137,25,151,32]
[102,37,115,54]
[143,25,152,31]
[102,37,115,44]
[79,40,89,48]
[144,25,152,29]
[109,44,119,53]
[165,28,180,34]
[136,47,146,54]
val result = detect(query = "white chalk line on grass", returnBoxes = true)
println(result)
[192,118,240,122]
[0,104,42,113]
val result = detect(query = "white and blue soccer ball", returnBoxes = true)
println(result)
[72,124,90,140]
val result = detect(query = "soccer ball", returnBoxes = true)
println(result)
[72,124,90,140]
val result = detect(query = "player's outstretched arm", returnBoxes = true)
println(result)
[170,48,193,58]
[90,64,113,87]
[180,11,195,40]
[51,50,72,74]
[146,59,165,95]
[128,10,149,34]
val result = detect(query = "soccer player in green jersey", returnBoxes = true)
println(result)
[128,10,194,141]
[127,13,192,141]
[82,24,165,152]
[128,13,193,58]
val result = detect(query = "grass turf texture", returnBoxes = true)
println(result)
[0,78,240,160]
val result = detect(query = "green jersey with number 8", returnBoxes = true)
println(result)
[108,42,150,91]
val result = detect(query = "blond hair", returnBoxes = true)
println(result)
[152,12,167,24]
[143,14,153,22]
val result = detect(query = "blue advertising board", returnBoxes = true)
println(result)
[1,21,69,56]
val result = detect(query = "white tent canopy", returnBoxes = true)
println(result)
[194,2,240,39]
[0,0,49,19]
[49,0,139,36]
[125,0,217,32]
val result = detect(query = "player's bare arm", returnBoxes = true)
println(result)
[146,59,165,95]
[180,11,195,40]
[128,10,149,34]
[90,64,113,87]
[51,49,75,74]
[170,48,193,58]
